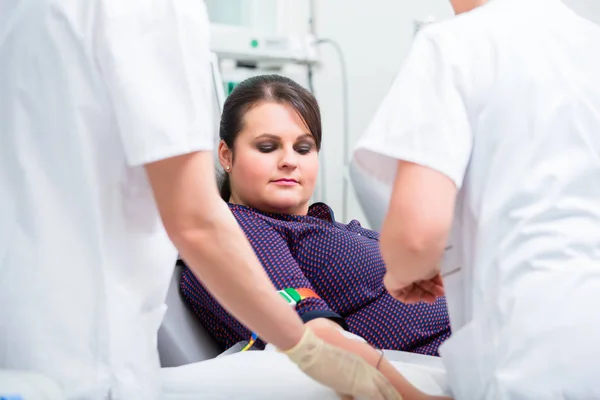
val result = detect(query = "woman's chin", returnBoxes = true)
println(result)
[265,196,307,214]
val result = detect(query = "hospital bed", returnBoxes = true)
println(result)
[157,264,452,397]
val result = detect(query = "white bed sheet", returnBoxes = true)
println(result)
[159,350,451,399]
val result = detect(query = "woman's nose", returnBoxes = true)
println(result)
[278,148,298,169]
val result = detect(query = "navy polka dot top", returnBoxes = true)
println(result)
[180,202,451,355]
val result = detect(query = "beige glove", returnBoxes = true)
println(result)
[280,327,402,400]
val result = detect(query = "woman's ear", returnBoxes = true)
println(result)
[218,140,233,171]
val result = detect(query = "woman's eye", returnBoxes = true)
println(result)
[257,144,276,153]
[295,144,314,155]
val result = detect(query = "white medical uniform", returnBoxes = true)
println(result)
[0,1,213,399]
[353,0,600,398]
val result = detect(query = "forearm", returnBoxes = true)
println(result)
[380,161,456,287]
[379,226,444,286]
[306,319,451,400]
[172,199,304,351]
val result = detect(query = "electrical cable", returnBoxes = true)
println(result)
[313,38,350,222]
[305,64,327,204]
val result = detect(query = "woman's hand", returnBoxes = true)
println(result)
[384,273,445,304]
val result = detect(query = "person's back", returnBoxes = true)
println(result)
[435,0,600,397]
[0,1,213,398]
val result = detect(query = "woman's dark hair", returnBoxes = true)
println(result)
[219,74,322,201]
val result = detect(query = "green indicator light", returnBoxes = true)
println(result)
[250,39,259,48]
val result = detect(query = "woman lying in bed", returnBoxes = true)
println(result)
[180,74,451,358]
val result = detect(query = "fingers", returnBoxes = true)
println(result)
[431,273,444,286]
[393,284,441,304]
[417,279,444,294]
[384,272,445,304]
[383,273,404,296]
[417,279,444,299]
[375,372,404,400]
[419,291,437,304]
[405,285,424,303]
[337,357,401,400]
[391,286,420,304]
[430,274,446,296]
[391,289,410,303]
[412,284,441,303]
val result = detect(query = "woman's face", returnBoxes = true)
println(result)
[218,101,319,215]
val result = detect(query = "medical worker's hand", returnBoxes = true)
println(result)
[281,327,402,400]
[384,273,444,304]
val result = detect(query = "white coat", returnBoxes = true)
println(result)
[0,1,214,399]
[352,0,600,398]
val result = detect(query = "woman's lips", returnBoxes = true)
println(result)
[272,179,299,186]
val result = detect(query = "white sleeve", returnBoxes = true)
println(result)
[96,0,215,166]
[352,30,473,189]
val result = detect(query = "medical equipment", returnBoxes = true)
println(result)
[210,24,319,66]
[240,333,260,352]
[278,287,321,307]
[242,287,321,351]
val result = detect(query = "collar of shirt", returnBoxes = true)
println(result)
[227,202,336,222]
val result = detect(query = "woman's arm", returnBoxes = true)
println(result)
[306,318,452,400]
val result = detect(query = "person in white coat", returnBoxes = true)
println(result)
[0,1,399,399]
[352,0,600,398]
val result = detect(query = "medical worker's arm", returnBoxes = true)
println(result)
[380,161,456,302]
[353,30,473,302]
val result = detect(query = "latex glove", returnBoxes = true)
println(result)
[280,327,402,400]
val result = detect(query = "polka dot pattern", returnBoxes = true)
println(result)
[180,202,451,355]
